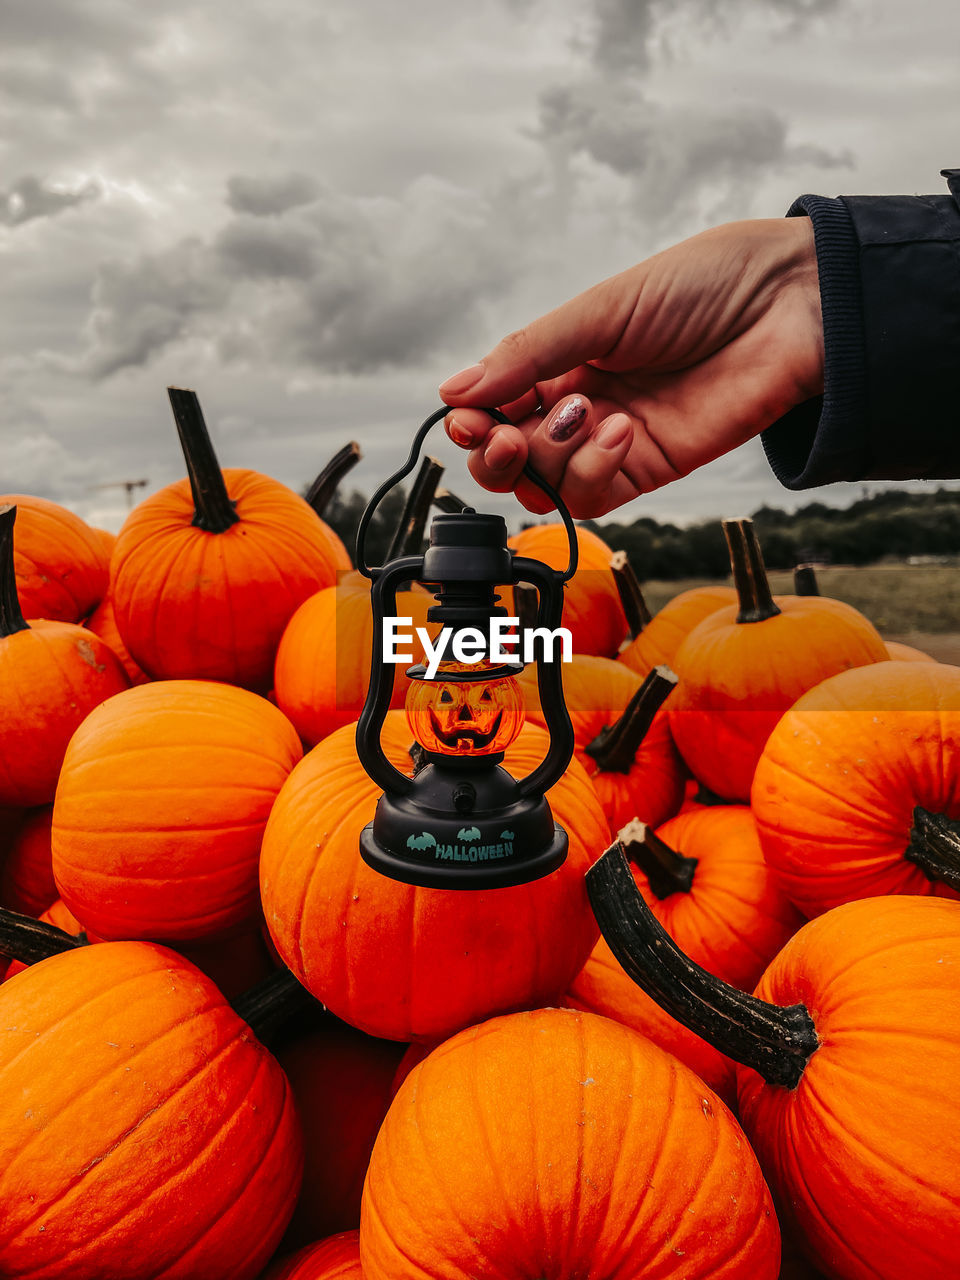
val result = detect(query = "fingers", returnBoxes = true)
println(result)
[439,271,639,411]
[513,394,592,514]
[556,414,635,518]
[449,392,641,519]
[465,423,529,493]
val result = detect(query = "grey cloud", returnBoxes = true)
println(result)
[0,175,101,226]
[534,0,850,231]
[81,238,232,378]
[225,173,320,217]
[215,217,320,279]
[582,0,842,72]
[73,176,529,378]
[535,82,850,225]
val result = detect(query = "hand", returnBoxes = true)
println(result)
[439,217,823,518]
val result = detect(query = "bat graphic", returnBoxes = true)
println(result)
[406,832,437,851]
[457,826,482,842]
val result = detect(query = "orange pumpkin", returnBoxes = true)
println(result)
[885,639,936,663]
[619,584,737,677]
[52,680,302,942]
[85,594,150,685]
[739,897,960,1280]
[589,850,960,1280]
[0,506,129,807]
[360,1008,780,1278]
[567,808,800,1104]
[261,715,609,1041]
[111,390,350,691]
[520,655,685,832]
[264,1232,362,1280]
[0,493,108,622]
[508,523,626,657]
[669,519,887,801]
[752,661,960,916]
[276,1025,406,1248]
[274,578,436,746]
[0,940,302,1279]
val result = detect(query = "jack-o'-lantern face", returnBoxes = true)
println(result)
[405,661,525,756]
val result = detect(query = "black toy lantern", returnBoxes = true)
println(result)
[355,406,578,889]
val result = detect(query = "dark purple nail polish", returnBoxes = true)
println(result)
[547,397,588,442]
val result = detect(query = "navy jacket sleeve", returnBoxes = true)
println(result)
[761,169,960,489]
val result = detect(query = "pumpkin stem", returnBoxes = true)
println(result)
[793,564,820,596]
[620,819,697,898]
[722,518,781,624]
[386,456,445,561]
[167,387,240,534]
[304,442,362,518]
[231,967,328,1046]
[905,807,960,892]
[0,506,29,638]
[586,842,819,1089]
[0,907,86,965]
[433,487,468,515]
[584,666,678,774]
[610,551,653,640]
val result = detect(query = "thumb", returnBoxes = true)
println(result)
[438,272,639,409]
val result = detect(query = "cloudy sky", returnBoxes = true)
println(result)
[2,0,958,532]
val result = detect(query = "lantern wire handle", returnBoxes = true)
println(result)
[355,406,579,581]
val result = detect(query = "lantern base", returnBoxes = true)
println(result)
[359,761,568,889]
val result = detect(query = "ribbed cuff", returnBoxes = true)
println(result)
[761,194,869,489]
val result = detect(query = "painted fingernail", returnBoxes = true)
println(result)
[484,435,519,472]
[596,415,632,449]
[546,396,588,442]
[447,417,474,448]
[439,363,485,397]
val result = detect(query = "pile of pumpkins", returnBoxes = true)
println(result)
[0,388,958,1280]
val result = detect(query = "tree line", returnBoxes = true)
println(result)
[317,482,960,582]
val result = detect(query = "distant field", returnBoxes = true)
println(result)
[640,564,960,665]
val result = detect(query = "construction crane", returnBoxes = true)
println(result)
[86,479,149,510]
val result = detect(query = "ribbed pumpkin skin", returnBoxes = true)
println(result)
[0,942,302,1280]
[265,1232,362,1280]
[0,622,130,807]
[0,805,56,917]
[85,594,150,685]
[564,946,738,1105]
[274,581,434,747]
[752,662,960,917]
[520,655,685,832]
[737,897,960,1280]
[670,596,888,802]
[261,715,609,1042]
[277,1026,405,1248]
[619,585,737,677]
[111,469,350,690]
[0,494,109,622]
[884,640,936,663]
[565,807,800,1106]
[52,681,302,942]
[361,1008,780,1279]
[508,523,626,657]
[644,808,802,990]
